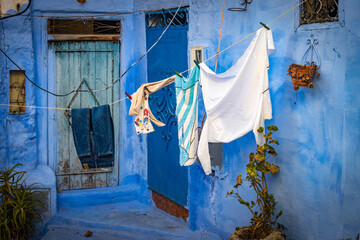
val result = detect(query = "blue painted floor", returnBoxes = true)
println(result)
[41,187,222,240]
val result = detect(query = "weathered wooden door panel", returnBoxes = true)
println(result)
[50,41,119,190]
[146,13,189,207]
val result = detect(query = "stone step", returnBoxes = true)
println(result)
[42,190,223,240]
[43,220,222,240]
[57,183,146,209]
[48,213,184,238]
[43,223,175,240]
[52,201,187,236]
[41,200,194,239]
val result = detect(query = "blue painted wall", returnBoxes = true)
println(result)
[184,0,360,239]
[1,0,360,239]
[0,12,37,170]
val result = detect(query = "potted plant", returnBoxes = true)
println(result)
[227,126,285,240]
[287,63,320,91]
[0,164,44,239]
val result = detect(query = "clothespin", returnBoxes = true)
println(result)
[260,22,270,30]
[173,70,182,78]
[193,60,200,69]
[125,92,132,100]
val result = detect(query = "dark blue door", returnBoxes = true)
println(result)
[146,9,188,207]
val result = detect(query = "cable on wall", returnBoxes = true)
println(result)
[0,48,75,96]
[0,0,186,97]
[0,0,308,110]
[0,0,32,20]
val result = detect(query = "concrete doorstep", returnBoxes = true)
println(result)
[40,187,222,240]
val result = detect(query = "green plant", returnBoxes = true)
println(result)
[227,126,282,239]
[0,164,44,240]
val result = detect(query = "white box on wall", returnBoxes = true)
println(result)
[190,46,204,68]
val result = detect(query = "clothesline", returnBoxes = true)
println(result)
[1,6,190,19]
[0,0,307,111]
[0,97,128,111]
[2,10,144,19]
[0,0,185,97]
[180,0,307,76]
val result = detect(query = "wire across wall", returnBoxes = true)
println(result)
[0,0,308,111]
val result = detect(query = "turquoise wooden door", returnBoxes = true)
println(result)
[50,41,120,190]
[146,9,189,207]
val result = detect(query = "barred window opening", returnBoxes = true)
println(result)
[300,0,339,25]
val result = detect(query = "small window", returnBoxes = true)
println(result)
[190,46,204,68]
[300,0,338,25]
[9,70,26,114]
[195,50,203,63]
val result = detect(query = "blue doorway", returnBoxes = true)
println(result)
[146,8,189,208]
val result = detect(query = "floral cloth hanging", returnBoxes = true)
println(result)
[134,95,155,135]
[129,76,175,134]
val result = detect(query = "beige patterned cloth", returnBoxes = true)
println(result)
[129,76,175,128]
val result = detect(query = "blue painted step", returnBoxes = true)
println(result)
[57,183,144,209]
[43,223,179,240]
[41,201,222,240]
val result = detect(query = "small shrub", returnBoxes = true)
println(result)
[227,126,283,239]
[0,164,44,239]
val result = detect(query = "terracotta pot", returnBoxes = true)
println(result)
[287,64,320,90]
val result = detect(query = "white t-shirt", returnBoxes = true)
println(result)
[198,28,275,175]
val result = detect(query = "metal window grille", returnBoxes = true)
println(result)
[47,19,121,35]
[300,0,339,25]
[146,8,188,28]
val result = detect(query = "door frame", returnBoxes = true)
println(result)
[47,39,121,189]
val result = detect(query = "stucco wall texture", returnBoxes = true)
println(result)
[1,0,359,239]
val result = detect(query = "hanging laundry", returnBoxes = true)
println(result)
[71,108,92,158]
[129,76,175,134]
[198,28,275,175]
[71,105,114,169]
[175,66,200,166]
[134,95,155,134]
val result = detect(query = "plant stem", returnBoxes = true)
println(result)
[235,193,257,217]
[262,172,268,190]
[252,181,265,213]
